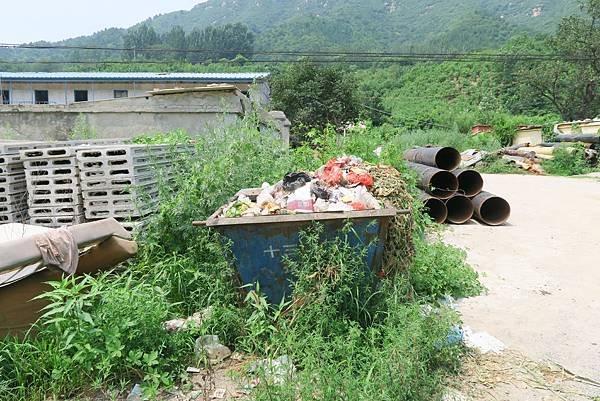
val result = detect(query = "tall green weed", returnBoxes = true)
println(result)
[248,224,465,401]
[543,145,593,176]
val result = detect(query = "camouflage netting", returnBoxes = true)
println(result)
[366,164,415,276]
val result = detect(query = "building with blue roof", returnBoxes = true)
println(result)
[0,72,271,105]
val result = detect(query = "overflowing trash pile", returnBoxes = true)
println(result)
[220,156,383,218]
[210,156,416,279]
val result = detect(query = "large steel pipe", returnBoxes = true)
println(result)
[555,134,600,144]
[404,147,461,171]
[406,162,458,199]
[445,194,474,224]
[471,191,511,226]
[452,168,484,197]
[419,191,448,224]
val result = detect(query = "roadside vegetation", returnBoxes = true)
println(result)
[0,121,483,401]
[2,2,600,399]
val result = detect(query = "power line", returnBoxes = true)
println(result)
[0,43,594,62]
[0,56,590,65]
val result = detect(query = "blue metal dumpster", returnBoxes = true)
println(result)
[202,188,400,302]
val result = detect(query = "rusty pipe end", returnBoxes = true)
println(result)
[445,194,474,224]
[422,197,448,224]
[472,192,511,226]
[429,170,458,199]
[454,169,484,197]
[435,147,462,171]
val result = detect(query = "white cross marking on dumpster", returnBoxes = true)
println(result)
[264,245,281,258]
[283,244,298,255]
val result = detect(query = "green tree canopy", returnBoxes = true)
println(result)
[187,23,254,63]
[503,0,600,120]
[162,26,188,60]
[123,25,160,59]
[270,61,361,143]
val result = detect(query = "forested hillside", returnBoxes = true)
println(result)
[11,0,577,52]
[145,0,576,51]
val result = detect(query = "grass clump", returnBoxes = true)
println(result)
[386,128,501,153]
[0,275,193,400]
[542,145,593,176]
[410,237,483,300]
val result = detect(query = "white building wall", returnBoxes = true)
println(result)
[1,81,269,105]
[11,89,34,104]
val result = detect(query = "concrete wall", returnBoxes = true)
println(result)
[0,87,289,145]
[1,81,270,105]
[0,88,244,141]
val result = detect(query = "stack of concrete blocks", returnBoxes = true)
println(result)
[21,146,85,228]
[76,144,176,232]
[0,141,48,224]
[0,142,33,224]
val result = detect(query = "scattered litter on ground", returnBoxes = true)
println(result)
[161,354,256,401]
[248,355,296,385]
[440,294,459,309]
[126,383,143,401]
[210,388,226,399]
[164,306,214,332]
[195,335,232,365]
[462,326,506,354]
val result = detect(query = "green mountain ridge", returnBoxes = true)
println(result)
[141,0,577,51]
[2,0,578,63]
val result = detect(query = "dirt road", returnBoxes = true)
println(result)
[443,174,600,395]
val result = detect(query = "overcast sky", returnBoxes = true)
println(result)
[2,0,202,44]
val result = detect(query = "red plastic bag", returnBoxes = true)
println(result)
[319,158,344,186]
[346,168,374,188]
[351,201,366,211]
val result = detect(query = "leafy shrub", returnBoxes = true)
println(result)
[410,237,483,300]
[543,145,592,176]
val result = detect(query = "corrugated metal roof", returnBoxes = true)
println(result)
[0,72,269,83]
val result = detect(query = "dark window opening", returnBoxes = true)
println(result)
[241,90,250,98]
[34,90,49,104]
[114,90,128,98]
[74,90,88,102]
[1,90,9,104]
